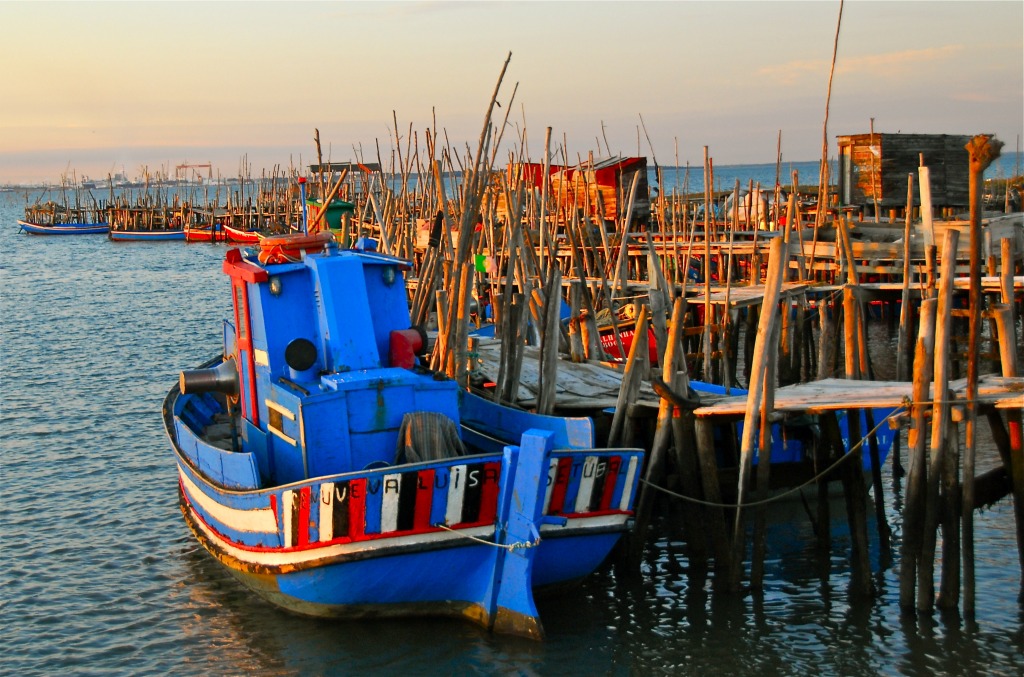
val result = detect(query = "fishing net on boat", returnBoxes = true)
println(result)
[395,412,467,464]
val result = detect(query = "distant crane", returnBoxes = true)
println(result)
[175,162,213,181]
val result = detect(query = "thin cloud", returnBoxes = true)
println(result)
[838,45,964,74]
[758,45,965,86]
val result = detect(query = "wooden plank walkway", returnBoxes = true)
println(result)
[693,374,1023,418]
[685,282,808,309]
[473,338,659,410]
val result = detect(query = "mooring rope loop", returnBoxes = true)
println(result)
[642,403,908,510]
[432,522,541,551]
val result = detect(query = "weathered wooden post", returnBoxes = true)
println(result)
[608,306,650,448]
[694,415,733,583]
[991,301,1024,599]
[900,298,938,612]
[919,228,959,612]
[536,268,563,415]
[729,237,785,591]
[896,173,916,382]
[751,319,781,589]
[567,280,586,363]
[962,134,1003,616]
[632,297,692,564]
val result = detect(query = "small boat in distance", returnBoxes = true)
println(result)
[109,228,185,242]
[18,200,108,235]
[107,204,185,241]
[18,220,109,235]
[164,230,643,639]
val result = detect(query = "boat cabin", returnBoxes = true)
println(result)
[182,242,460,488]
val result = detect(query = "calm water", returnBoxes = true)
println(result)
[2,189,1022,676]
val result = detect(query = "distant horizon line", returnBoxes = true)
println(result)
[2,150,1021,189]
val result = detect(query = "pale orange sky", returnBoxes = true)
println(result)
[1,1,1021,183]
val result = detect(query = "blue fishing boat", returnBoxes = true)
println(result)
[18,220,109,235]
[163,231,643,639]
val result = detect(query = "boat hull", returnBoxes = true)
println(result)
[109,229,186,241]
[185,225,225,243]
[167,386,641,635]
[18,220,109,235]
[223,224,263,244]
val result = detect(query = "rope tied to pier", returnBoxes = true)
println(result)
[642,404,908,509]
[432,522,541,551]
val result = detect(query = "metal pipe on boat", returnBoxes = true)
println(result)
[180,359,239,396]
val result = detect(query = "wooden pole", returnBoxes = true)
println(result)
[869,118,880,222]
[608,305,650,448]
[568,280,586,363]
[900,298,937,611]
[918,228,959,612]
[536,268,562,415]
[751,318,780,589]
[919,155,935,250]
[896,173,916,382]
[632,297,690,563]
[992,302,1024,598]
[694,416,733,582]
[702,147,713,381]
[539,127,552,280]
[963,134,1003,616]
[729,237,785,590]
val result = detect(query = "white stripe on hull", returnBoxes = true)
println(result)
[445,465,466,526]
[187,502,497,569]
[381,473,402,533]
[319,482,334,543]
[618,456,638,512]
[574,456,598,513]
[179,467,278,533]
[542,459,558,514]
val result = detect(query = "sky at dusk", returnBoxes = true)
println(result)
[1,0,1021,184]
